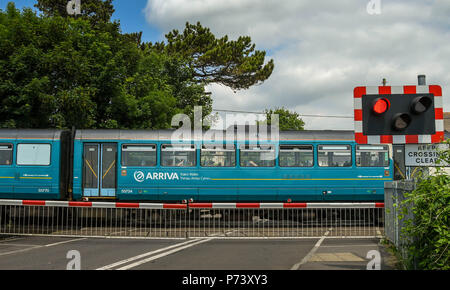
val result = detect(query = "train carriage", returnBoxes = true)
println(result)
[72,129,393,202]
[0,129,71,200]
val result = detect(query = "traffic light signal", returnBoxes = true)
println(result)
[354,85,444,144]
[363,93,435,135]
[372,98,390,115]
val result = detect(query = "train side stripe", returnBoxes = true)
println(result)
[210,178,393,181]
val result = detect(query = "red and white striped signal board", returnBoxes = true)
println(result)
[354,85,444,144]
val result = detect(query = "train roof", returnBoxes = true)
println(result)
[1,128,447,142]
[75,129,356,141]
[0,129,67,140]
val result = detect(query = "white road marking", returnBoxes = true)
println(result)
[44,238,87,247]
[0,238,87,257]
[291,229,330,270]
[320,244,378,248]
[117,238,213,270]
[0,243,42,247]
[98,230,237,270]
[0,245,42,256]
[0,237,24,243]
[308,253,366,262]
[97,238,207,270]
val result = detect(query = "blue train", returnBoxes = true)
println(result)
[0,129,393,202]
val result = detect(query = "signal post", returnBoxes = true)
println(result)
[354,76,444,180]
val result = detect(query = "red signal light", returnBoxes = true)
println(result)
[372,98,390,115]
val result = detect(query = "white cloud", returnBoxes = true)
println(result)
[145,0,450,130]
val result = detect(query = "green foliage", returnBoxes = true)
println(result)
[150,22,274,90]
[260,107,305,131]
[1,3,272,130]
[159,52,212,123]
[0,3,208,129]
[400,140,450,270]
[35,0,141,47]
[435,140,450,166]
[35,0,115,27]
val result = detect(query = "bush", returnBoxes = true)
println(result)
[400,141,450,270]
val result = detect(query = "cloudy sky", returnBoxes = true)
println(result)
[3,0,450,130]
[144,0,450,130]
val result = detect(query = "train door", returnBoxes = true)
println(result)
[0,143,14,195]
[15,143,54,197]
[83,143,117,197]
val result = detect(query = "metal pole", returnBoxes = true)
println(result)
[418,75,426,86]
[407,75,428,180]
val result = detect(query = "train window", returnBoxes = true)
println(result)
[0,144,13,165]
[17,144,51,166]
[279,145,313,167]
[122,144,156,167]
[240,145,275,167]
[356,145,389,167]
[161,144,196,167]
[201,145,236,167]
[318,145,352,167]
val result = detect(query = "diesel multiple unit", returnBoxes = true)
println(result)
[0,129,393,202]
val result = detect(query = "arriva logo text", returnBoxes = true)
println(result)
[134,171,179,182]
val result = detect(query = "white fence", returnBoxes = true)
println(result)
[0,200,385,239]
